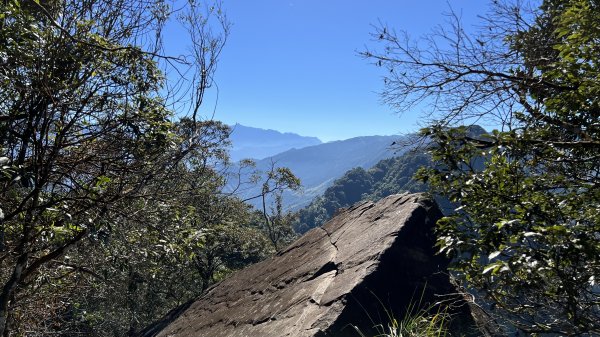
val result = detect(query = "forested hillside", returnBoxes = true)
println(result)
[294,151,430,233]
[293,126,491,233]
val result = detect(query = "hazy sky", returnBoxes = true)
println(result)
[168,1,490,141]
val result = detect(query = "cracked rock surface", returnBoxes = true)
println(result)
[139,193,472,337]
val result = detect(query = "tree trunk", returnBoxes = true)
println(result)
[0,252,28,337]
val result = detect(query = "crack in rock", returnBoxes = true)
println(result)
[320,226,338,252]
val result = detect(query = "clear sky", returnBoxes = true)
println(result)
[168,1,490,142]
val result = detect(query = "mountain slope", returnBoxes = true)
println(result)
[229,124,322,161]
[237,135,401,210]
[294,151,431,233]
[292,125,489,233]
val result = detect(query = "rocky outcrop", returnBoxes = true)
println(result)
[140,193,475,337]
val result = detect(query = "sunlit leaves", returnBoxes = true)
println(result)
[396,0,600,334]
[0,0,234,335]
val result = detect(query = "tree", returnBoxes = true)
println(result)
[364,0,600,335]
[256,166,301,250]
[70,175,272,336]
[0,0,229,335]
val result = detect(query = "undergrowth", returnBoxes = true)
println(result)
[351,288,451,337]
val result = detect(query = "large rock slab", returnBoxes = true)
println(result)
[140,193,473,337]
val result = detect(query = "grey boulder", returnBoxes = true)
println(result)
[140,193,474,337]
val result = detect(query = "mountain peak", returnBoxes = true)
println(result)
[228,124,322,161]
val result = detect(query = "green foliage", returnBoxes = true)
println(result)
[0,0,180,332]
[353,310,450,337]
[66,190,273,336]
[351,291,451,337]
[0,0,294,336]
[366,0,600,335]
[257,166,301,250]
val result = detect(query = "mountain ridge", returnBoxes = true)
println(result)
[235,134,403,210]
[228,124,322,161]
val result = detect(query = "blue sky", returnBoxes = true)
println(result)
[168,1,490,142]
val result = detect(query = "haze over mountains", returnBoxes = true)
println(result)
[228,124,322,161]
[228,125,404,210]
[229,125,488,212]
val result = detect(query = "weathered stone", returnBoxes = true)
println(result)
[139,193,475,337]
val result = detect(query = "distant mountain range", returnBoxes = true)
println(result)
[229,124,488,230]
[228,124,322,161]
[235,134,404,210]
